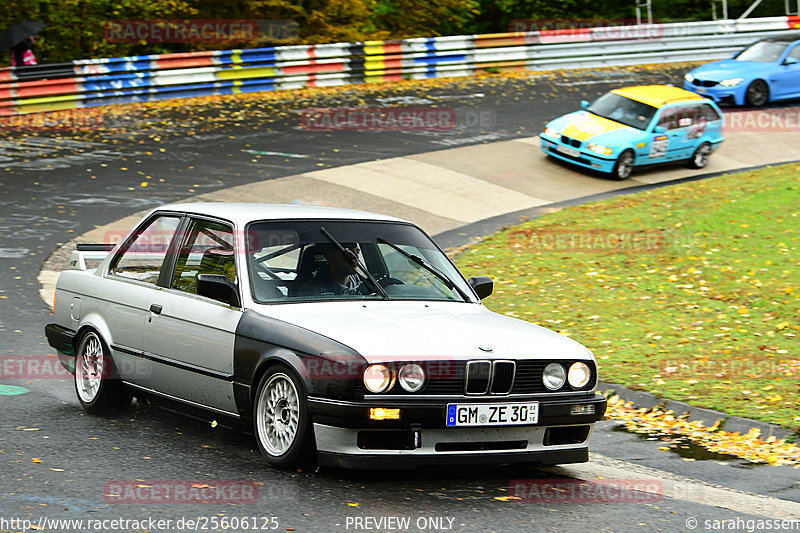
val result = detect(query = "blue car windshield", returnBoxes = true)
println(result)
[586,93,656,130]
[736,41,788,62]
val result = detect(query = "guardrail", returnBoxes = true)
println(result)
[2,16,799,115]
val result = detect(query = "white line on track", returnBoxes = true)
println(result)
[541,453,800,519]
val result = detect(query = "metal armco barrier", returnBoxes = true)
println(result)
[2,16,799,115]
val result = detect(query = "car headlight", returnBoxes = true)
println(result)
[719,78,744,87]
[587,143,613,155]
[684,73,694,83]
[568,362,592,388]
[544,127,560,138]
[542,362,566,390]
[363,364,393,393]
[398,363,425,392]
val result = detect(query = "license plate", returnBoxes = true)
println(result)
[697,87,707,93]
[446,402,539,427]
[557,145,580,158]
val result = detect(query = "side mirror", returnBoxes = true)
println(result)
[580,100,589,109]
[784,56,799,65]
[654,125,667,134]
[197,274,240,307]
[468,276,493,300]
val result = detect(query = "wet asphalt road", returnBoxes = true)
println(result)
[1,65,796,532]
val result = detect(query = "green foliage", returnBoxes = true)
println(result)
[0,0,795,65]
[456,164,800,429]
[367,0,480,39]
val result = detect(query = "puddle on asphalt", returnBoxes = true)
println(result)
[610,423,761,468]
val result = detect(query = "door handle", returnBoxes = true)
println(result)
[149,304,163,315]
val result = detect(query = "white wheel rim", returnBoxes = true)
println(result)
[617,153,633,178]
[256,373,300,456]
[695,145,711,167]
[76,333,104,403]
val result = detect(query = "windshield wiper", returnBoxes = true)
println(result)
[376,237,471,302]
[320,227,388,300]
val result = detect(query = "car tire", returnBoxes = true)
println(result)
[688,142,712,169]
[745,80,769,107]
[74,330,131,414]
[611,150,635,180]
[253,364,314,469]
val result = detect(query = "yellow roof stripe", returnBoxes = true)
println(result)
[611,85,704,108]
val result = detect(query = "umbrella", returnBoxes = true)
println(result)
[0,21,45,51]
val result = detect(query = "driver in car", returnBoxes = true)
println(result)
[299,244,370,296]
[609,99,648,128]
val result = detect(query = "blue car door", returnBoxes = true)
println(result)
[649,106,693,162]
[770,45,800,99]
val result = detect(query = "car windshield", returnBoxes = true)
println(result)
[736,40,788,62]
[586,93,657,130]
[245,220,475,303]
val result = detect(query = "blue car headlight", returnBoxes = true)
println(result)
[719,78,744,87]
[544,127,560,138]
[684,73,694,83]
[588,143,613,155]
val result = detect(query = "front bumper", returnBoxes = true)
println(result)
[683,82,745,105]
[539,135,617,174]
[310,392,606,468]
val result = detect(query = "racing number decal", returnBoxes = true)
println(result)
[649,135,668,158]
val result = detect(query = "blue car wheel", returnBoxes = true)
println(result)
[611,149,635,180]
[745,80,769,107]
[688,142,712,169]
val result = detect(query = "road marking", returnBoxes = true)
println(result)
[0,385,29,396]
[0,248,29,259]
[541,453,800,520]
[305,157,549,223]
[243,149,309,159]
[554,78,637,86]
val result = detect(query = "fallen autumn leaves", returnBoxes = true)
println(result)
[606,394,800,466]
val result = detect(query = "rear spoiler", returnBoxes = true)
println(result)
[68,243,116,270]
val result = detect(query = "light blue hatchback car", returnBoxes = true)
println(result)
[540,86,725,180]
[684,35,800,106]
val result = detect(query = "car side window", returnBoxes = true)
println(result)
[789,45,800,61]
[673,105,696,128]
[171,218,236,296]
[657,108,679,130]
[109,215,181,283]
[699,103,721,122]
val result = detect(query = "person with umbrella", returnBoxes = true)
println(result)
[0,21,45,66]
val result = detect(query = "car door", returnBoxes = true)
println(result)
[770,44,800,99]
[695,102,723,143]
[643,107,684,163]
[105,213,183,389]
[143,216,243,415]
[661,105,698,161]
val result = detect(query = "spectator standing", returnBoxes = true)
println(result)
[12,36,37,66]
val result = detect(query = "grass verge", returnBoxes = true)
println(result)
[455,162,800,431]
